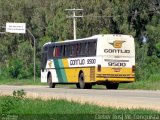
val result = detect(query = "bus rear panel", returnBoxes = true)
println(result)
[96,34,135,84]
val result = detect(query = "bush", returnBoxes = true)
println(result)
[4,58,31,79]
[135,44,160,81]
[8,58,23,78]
[1,57,41,80]
[2,90,26,114]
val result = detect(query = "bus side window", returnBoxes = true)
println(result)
[48,46,54,59]
[53,46,60,57]
[62,45,65,57]
[68,45,71,57]
[72,44,76,56]
[58,46,63,57]
[80,43,85,56]
[56,47,60,57]
[53,46,57,57]
[60,45,64,57]
[76,43,80,56]
[69,44,76,57]
[53,46,55,57]
[65,45,70,57]
[85,42,89,56]
[64,45,67,57]
[93,42,97,55]
[88,42,97,56]
[70,45,73,56]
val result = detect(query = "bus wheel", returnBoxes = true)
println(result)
[47,73,55,88]
[78,73,92,89]
[78,73,85,89]
[106,83,119,89]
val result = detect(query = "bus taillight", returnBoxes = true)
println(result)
[132,65,135,73]
[97,65,101,72]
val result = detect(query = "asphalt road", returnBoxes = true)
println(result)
[0,85,160,111]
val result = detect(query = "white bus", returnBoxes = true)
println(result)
[41,34,135,89]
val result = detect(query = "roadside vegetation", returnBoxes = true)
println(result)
[119,80,160,90]
[0,90,159,120]
[0,78,44,85]
[120,74,160,90]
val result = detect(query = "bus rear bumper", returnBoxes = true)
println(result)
[96,74,135,83]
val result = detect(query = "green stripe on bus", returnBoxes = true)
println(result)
[58,59,67,82]
[54,59,63,82]
[54,59,67,83]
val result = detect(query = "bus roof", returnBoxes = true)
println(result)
[43,34,133,46]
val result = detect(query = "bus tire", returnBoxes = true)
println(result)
[79,73,85,89]
[47,73,55,88]
[106,83,119,89]
[78,73,92,89]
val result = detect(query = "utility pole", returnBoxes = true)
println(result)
[66,8,83,40]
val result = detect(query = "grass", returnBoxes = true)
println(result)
[119,74,160,90]
[0,96,159,120]
[0,78,45,86]
[119,80,160,90]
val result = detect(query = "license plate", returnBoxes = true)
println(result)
[113,68,121,72]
